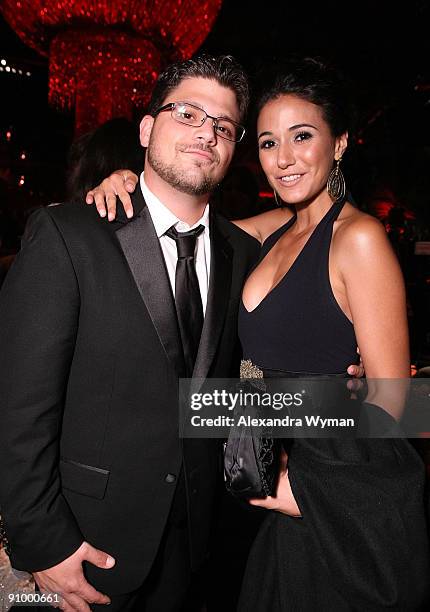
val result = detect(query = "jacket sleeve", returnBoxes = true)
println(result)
[0,207,84,572]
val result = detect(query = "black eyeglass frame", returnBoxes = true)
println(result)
[153,101,246,143]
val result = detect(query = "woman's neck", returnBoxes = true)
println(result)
[293,191,335,233]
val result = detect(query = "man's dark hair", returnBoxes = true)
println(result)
[147,54,250,122]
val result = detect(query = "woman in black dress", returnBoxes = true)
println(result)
[233,58,430,611]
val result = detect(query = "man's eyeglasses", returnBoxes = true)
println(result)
[153,102,246,143]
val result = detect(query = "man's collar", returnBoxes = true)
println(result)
[139,172,209,237]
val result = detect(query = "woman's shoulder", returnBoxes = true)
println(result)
[333,202,395,270]
[334,202,388,247]
[233,207,294,243]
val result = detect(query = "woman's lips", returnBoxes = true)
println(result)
[277,173,303,187]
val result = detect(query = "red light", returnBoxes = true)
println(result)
[1,0,223,134]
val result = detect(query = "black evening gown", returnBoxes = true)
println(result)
[237,200,430,611]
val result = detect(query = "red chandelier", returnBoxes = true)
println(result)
[1,0,223,134]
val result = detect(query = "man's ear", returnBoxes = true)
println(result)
[335,131,348,160]
[140,115,154,148]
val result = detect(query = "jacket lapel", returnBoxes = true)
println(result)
[193,212,233,379]
[115,188,185,375]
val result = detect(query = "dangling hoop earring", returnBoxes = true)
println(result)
[326,158,346,202]
[273,190,283,207]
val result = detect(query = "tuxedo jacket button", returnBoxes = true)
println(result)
[165,473,176,483]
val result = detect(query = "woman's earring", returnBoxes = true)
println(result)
[326,158,346,202]
[273,190,283,207]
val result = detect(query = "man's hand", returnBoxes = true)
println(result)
[33,541,115,611]
[248,448,301,517]
[86,170,138,221]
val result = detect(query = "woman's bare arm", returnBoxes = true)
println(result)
[86,170,138,221]
[85,170,295,237]
[336,214,409,418]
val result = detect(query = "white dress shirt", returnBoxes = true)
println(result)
[140,172,211,314]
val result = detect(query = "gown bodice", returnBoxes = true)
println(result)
[238,199,358,375]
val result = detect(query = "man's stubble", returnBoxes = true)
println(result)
[147,136,226,196]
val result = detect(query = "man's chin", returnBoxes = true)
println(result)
[175,179,216,197]
[147,153,220,195]
[175,168,220,196]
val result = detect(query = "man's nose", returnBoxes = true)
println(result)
[193,117,217,145]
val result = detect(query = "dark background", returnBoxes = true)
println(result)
[0,0,429,361]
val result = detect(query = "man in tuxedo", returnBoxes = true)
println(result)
[0,55,259,611]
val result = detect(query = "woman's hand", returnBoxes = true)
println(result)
[346,348,365,394]
[85,170,139,221]
[347,349,364,379]
[248,448,301,517]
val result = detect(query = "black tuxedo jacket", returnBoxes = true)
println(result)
[0,188,259,594]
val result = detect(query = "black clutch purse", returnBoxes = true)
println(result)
[224,360,281,499]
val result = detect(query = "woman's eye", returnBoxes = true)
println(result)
[259,139,276,149]
[294,131,312,143]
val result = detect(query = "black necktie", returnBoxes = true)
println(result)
[165,224,205,376]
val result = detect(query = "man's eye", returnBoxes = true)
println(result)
[217,124,233,138]
[176,105,199,121]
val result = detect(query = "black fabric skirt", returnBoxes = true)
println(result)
[238,511,350,611]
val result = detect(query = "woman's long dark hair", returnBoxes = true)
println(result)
[256,56,355,137]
